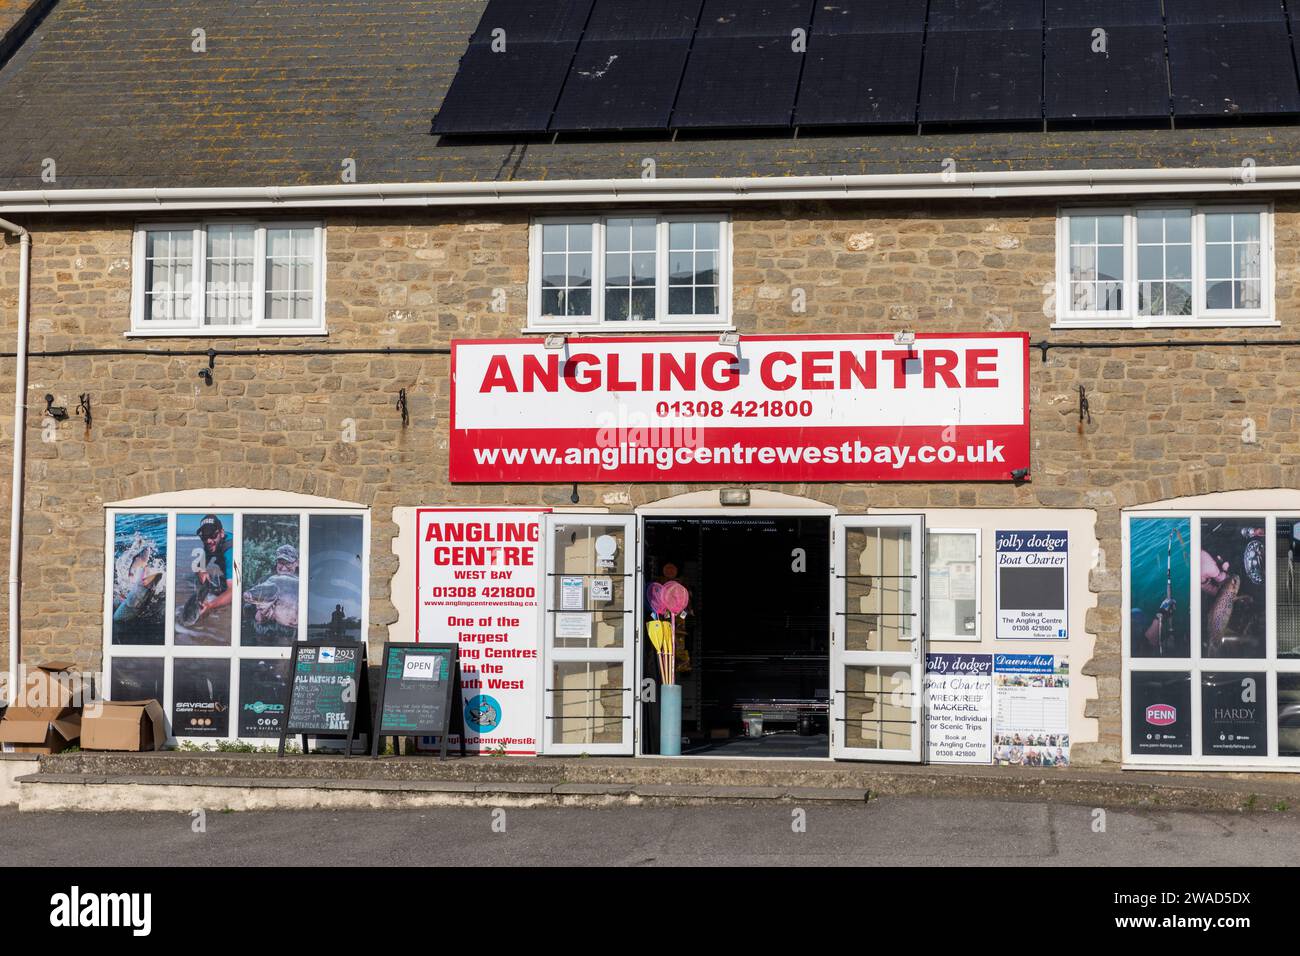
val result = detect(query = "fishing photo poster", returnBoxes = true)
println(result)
[111,512,168,646]
[173,512,235,647]
[1128,517,1192,658]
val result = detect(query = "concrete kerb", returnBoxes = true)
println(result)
[11,752,1300,814]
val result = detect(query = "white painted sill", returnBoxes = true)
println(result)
[523,323,736,335]
[1051,319,1280,330]
[124,328,330,338]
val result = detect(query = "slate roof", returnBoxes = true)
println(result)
[1,0,1300,191]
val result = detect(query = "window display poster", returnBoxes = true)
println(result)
[1201,672,1267,758]
[307,514,365,643]
[1279,675,1300,757]
[241,514,300,647]
[239,658,290,738]
[1276,521,1300,659]
[924,654,992,764]
[172,658,230,738]
[1128,517,1191,658]
[415,508,544,754]
[1199,518,1266,659]
[993,654,1070,767]
[1129,671,1192,756]
[109,657,165,703]
[995,531,1068,640]
[173,513,235,647]
[111,513,168,646]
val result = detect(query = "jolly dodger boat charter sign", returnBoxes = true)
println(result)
[450,333,1030,483]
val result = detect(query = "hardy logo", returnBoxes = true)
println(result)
[49,886,151,936]
[1146,704,1177,726]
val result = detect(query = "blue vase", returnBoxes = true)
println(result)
[659,684,682,756]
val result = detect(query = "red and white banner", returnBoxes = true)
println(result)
[415,508,546,755]
[451,333,1030,483]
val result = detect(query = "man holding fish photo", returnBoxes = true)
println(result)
[174,514,235,646]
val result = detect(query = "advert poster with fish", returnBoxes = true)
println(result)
[111,513,168,645]
[1199,518,1267,660]
[241,514,300,647]
[173,513,235,647]
[1128,517,1191,658]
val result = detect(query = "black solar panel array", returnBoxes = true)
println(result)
[431,0,1300,135]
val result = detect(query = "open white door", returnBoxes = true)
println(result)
[831,515,925,762]
[543,514,637,755]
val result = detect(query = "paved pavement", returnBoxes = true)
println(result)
[1,796,1296,866]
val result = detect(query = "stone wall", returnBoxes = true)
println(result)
[3,198,1300,764]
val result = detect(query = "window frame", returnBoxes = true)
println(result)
[1122,509,1300,771]
[925,527,983,643]
[130,219,327,336]
[1055,203,1276,329]
[102,506,370,746]
[528,212,733,332]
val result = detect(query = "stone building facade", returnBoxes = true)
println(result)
[2,199,1298,765]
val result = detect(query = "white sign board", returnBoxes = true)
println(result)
[995,530,1069,640]
[925,654,993,764]
[993,654,1070,768]
[415,508,545,754]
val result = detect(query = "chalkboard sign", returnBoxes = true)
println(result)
[278,641,370,757]
[370,642,464,759]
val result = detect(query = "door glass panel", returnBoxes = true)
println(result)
[1276,519,1300,658]
[1279,674,1300,757]
[844,526,914,652]
[552,662,625,745]
[551,522,628,649]
[843,665,914,751]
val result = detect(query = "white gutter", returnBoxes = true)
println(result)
[0,216,27,707]
[0,165,1295,213]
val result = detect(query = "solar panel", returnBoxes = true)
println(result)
[1045,1,1163,28]
[926,0,1042,32]
[432,42,575,134]
[470,0,596,44]
[584,0,703,40]
[1168,21,1300,116]
[1163,0,1287,25]
[552,39,691,129]
[695,0,815,38]
[1045,25,1169,120]
[672,35,804,127]
[919,28,1043,122]
[810,0,927,34]
[794,32,923,125]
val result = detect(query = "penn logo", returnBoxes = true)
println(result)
[1145,704,1177,727]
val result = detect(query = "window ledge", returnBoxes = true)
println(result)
[1051,319,1280,331]
[523,324,735,335]
[125,328,330,338]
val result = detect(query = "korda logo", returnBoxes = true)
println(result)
[1146,704,1177,726]
[49,886,151,936]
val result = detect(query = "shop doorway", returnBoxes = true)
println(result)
[640,515,831,757]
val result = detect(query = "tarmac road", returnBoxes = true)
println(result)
[1,796,1297,866]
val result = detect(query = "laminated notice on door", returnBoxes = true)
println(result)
[591,577,613,602]
[560,576,585,610]
[556,613,592,640]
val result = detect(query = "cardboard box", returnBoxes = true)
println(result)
[81,700,167,752]
[0,662,84,755]
[16,661,82,709]
[0,712,81,754]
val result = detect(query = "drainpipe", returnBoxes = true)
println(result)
[0,216,29,707]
